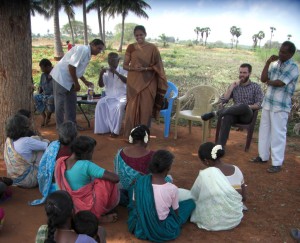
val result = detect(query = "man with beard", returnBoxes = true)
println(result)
[201,63,263,147]
[251,41,299,173]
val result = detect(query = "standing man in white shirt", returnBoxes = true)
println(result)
[50,39,105,129]
[94,52,127,137]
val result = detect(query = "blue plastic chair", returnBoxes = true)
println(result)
[159,81,179,137]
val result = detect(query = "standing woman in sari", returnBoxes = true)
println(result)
[123,25,168,137]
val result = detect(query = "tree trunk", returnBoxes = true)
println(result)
[67,14,75,45]
[102,11,106,44]
[118,13,126,52]
[97,4,103,39]
[53,0,64,60]
[83,0,88,45]
[0,0,32,157]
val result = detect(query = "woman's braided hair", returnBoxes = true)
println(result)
[44,191,73,243]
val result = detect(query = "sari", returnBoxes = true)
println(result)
[30,140,60,206]
[4,138,39,188]
[190,167,243,231]
[127,175,195,242]
[55,156,119,218]
[114,149,152,190]
[124,42,168,137]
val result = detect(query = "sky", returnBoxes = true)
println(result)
[31,0,300,48]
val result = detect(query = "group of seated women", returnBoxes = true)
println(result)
[2,112,246,242]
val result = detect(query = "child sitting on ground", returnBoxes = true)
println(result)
[73,211,106,243]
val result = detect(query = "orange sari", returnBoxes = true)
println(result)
[55,156,119,218]
[124,42,167,137]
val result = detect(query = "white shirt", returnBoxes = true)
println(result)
[103,66,127,98]
[13,137,48,162]
[50,45,91,91]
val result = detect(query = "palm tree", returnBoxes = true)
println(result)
[82,0,88,45]
[257,31,265,48]
[194,27,201,44]
[41,0,64,60]
[230,26,237,49]
[270,26,276,48]
[235,28,241,49]
[287,34,292,40]
[87,0,103,39]
[107,0,151,52]
[30,0,49,17]
[62,0,76,45]
[0,0,33,150]
[252,34,258,49]
[200,28,205,45]
[87,0,111,42]
[204,27,211,46]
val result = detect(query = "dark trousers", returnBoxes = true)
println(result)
[217,103,253,146]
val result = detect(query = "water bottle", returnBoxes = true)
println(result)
[87,85,94,102]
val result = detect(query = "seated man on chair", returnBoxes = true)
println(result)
[201,63,263,147]
[94,52,127,137]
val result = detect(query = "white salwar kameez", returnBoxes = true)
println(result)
[94,66,127,135]
[190,167,243,231]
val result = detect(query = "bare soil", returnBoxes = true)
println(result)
[0,114,299,243]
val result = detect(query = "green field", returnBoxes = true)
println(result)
[32,43,300,134]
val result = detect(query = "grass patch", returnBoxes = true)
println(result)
[32,43,300,134]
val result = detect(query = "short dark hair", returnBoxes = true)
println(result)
[134,25,146,34]
[73,211,98,238]
[39,58,52,68]
[16,109,31,118]
[198,142,225,161]
[108,52,119,59]
[282,41,296,55]
[5,114,30,140]
[58,121,77,145]
[90,39,105,47]
[71,136,97,160]
[130,125,150,144]
[149,150,174,174]
[240,63,252,73]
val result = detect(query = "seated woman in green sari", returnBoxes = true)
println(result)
[127,150,195,242]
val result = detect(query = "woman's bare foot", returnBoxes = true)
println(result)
[99,213,118,223]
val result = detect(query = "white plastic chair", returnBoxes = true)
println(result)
[174,85,219,142]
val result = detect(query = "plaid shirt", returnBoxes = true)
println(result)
[220,81,264,107]
[262,59,299,112]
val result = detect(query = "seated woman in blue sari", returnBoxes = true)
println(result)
[127,150,195,242]
[30,121,77,205]
[114,125,154,205]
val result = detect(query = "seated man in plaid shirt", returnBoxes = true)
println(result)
[201,63,264,147]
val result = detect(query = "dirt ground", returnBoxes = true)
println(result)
[0,114,299,243]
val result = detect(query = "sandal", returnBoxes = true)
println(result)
[267,166,281,173]
[290,228,300,241]
[250,156,268,163]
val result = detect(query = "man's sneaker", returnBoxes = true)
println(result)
[201,112,215,121]
[267,166,281,173]
[250,156,268,163]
